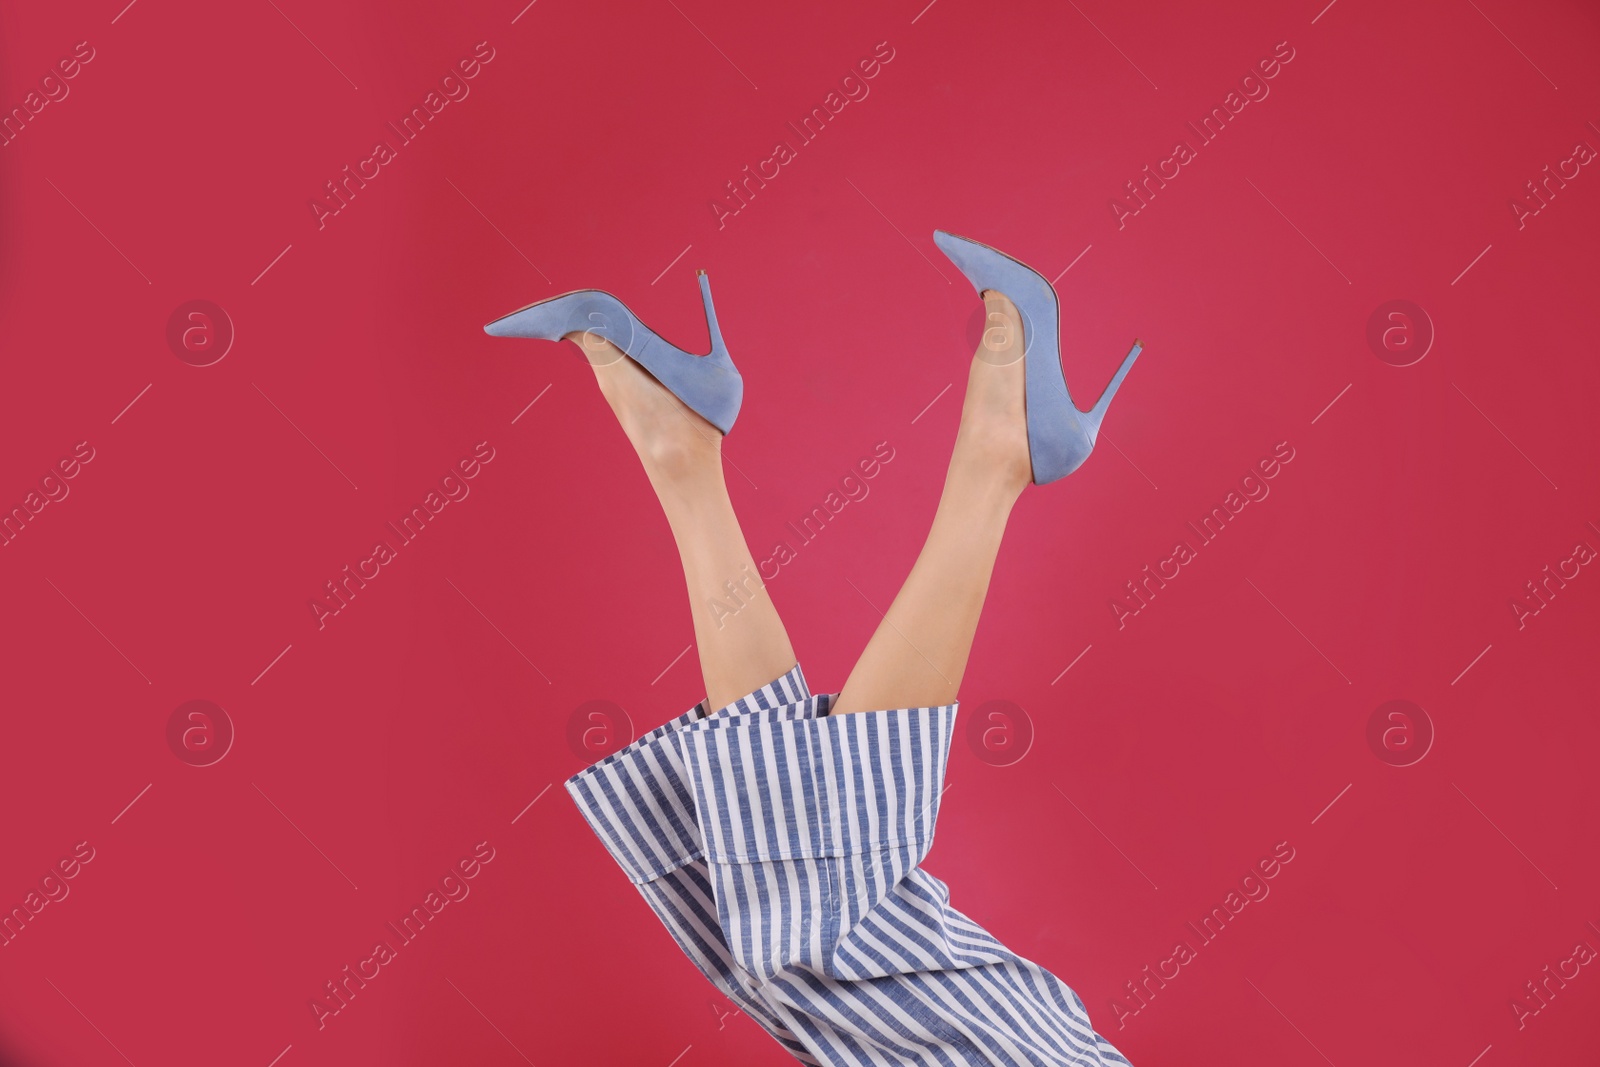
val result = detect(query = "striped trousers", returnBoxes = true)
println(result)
[566,665,1133,1067]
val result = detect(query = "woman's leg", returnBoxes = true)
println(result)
[568,330,795,713]
[831,291,1031,716]
[563,331,813,1059]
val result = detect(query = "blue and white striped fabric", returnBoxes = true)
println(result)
[566,666,1131,1067]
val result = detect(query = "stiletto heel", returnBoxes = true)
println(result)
[932,230,1144,485]
[695,270,731,364]
[1086,337,1141,434]
[483,272,744,434]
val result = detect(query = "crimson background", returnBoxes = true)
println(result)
[2,0,1598,1064]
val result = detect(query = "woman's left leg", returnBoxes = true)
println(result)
[830,290,1030,716]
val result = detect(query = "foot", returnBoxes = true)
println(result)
[951,291,1032,498]
[564,330,723,479]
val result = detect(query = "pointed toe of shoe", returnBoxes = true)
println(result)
[931,230,993,296]
[484,307,552,340]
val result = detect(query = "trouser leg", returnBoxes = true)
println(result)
[678,697,1134,1067]
[565,665,819,1062]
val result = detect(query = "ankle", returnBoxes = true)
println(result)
[638,431,722,486]
[586,348,725,480]
[947,437,1028,506]
[951,416,1031,499]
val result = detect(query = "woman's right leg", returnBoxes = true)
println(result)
[560,330,817,1058]
[570,330,795,713]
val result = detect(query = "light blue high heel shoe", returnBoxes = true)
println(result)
[933,230,1143,485]
[484,271,743,434]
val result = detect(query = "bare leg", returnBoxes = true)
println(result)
[831,292,1031,715]
[568,330,796,714]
